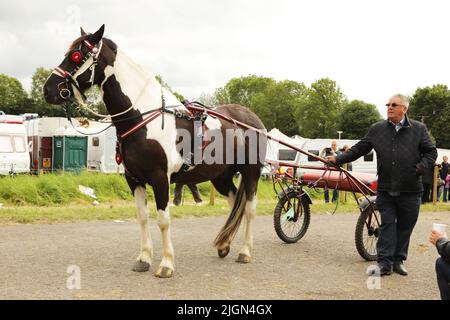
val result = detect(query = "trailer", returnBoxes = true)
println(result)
[0,113,30,175]
[83,122,124,173]
[25,117,79,172]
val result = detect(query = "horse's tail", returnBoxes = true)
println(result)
[214,176,246,249]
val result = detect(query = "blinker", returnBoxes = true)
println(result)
[70,51,83,63]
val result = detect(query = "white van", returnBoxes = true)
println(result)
[0,113,30,175]
[295,138,377,174]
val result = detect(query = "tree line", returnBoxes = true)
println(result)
[1,69,449,147]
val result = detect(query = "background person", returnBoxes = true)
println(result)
[173,183,203,206]
[437,156,449,202]
[320,139,341,202]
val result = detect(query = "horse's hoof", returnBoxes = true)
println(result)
[132,260,150,272]
[218,246,230,258]
[155,267,173,278]
[236,253,251,263]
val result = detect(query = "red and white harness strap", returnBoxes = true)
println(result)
[119,110,162,140]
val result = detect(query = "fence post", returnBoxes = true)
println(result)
[209,183,216,206]
[339,163,347,203]
[433,164,439,205]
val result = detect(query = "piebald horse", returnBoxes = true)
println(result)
[43,25,266,278]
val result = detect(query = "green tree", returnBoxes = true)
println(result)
[338,100,382,139]
[409,85,450,148]
[213,76,308,135]
[250,80,308,135]
[0,74,29,114]
[215,75,276,107]
[294,78,347,138]
[197,92,218,106]
[84,86,108,119]
[30,67,66,117]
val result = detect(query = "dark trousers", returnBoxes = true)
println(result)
[375,192,421,266]
[422,183,431,203]
[436,258,450,300]
[324,188,338,203]
[173,183,203,206]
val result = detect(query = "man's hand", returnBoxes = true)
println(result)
[415,163,424,176]
[429,230,447,246]
[326,156,337,164]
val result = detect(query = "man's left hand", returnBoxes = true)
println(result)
[429,230,447,246]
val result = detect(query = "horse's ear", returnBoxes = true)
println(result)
[90,24,105,44]
[80,27,88,36]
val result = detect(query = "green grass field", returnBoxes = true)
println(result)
[0,172,448,225]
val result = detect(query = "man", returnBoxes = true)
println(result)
[320,140,341,202]
[327,94,437,276]
[429,228,450,300]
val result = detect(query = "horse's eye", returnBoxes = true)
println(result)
[70,50,83,63]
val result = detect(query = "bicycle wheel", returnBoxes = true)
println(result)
[355,204,380,261]
[273,191,311,243]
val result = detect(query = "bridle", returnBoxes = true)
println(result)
[53,39,102,101]
[53,38,136,121]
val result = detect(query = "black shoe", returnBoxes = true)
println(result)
[394,262,408,276]
[367,264,392,276]
[379,264,393,276]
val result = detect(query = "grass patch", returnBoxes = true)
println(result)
[0,172,449,224]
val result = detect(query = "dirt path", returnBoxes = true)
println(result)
[0,211,448,300]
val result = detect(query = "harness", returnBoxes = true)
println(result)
[114,99,210,184]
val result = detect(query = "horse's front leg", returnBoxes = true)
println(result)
[152,173,175,278]
[132,185,154,272]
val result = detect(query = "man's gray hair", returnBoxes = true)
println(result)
[392,94,410,109]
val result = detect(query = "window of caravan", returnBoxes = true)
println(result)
[0,136,13,153]
[92,137,100,147]
[308,150,320,161]
[364,151,374,162]
[278,149,297,161]
[13,136,26,152]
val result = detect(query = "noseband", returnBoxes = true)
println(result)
[53,39,102,101]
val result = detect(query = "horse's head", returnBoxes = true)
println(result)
[43,24,116,105]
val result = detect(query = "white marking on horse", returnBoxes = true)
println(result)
[102,50,185,174]
[239,195,258,259]
[134,186,153,265]
[204,115,222,131]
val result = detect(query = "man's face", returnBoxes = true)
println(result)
[331,141,338,151]
[387,96,408,124]
[444,156,448,163]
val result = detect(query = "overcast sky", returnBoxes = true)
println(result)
[2,0,450,117]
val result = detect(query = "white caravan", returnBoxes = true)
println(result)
[0,113,30,175]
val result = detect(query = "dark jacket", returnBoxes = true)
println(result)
[335,114,437,192]
[436,237,450,263]
[440,162,450,180]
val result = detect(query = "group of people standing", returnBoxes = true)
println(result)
[421,155,450,204]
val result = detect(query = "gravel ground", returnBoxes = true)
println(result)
[0,211,448,300]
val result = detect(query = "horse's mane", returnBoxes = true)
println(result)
[68,35,118,54]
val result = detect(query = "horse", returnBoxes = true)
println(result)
[43,25,267,278]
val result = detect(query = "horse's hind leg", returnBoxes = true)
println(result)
[131,184,153,272]
[236,168,260,264]
[152,172,175,278]
[211,170,238,258]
